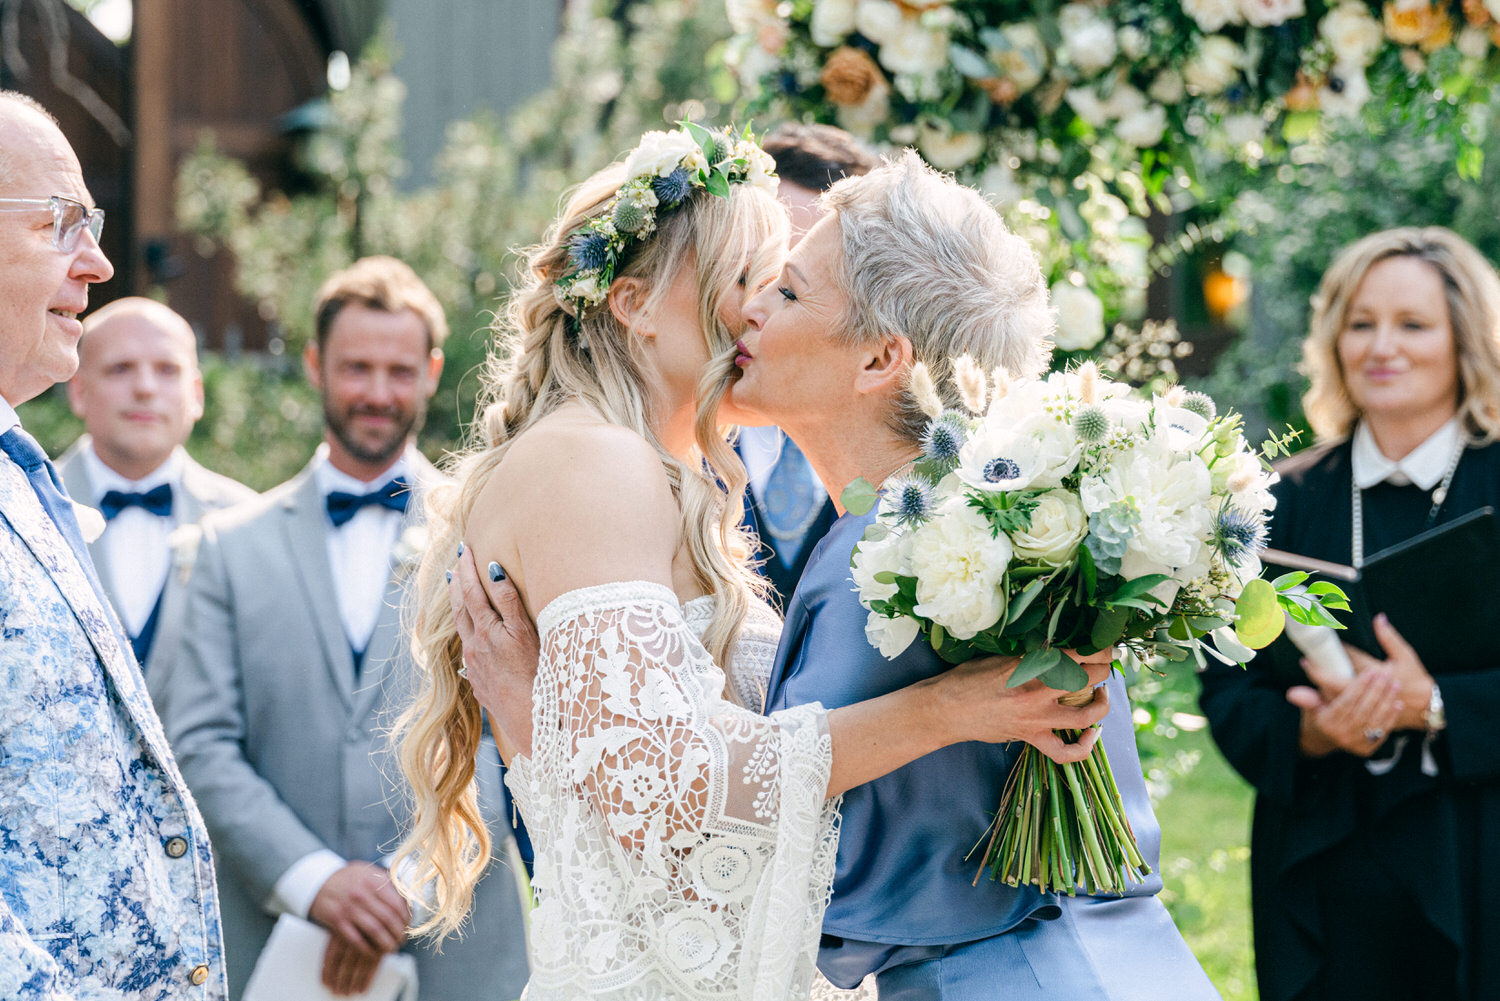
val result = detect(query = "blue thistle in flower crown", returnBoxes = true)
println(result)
[1181,392,1217,421]
[568,232,611,273]
[921,411,967,463]
[1214,505,1267,562]
[884,475,933,527]
[652,167,694,207]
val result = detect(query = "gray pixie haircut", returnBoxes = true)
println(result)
[0,92,58,189]
[822,150,1053,442]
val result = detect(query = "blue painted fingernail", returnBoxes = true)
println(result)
[488,561,505,582]
[446,570,453,584]
[457,542,464,556]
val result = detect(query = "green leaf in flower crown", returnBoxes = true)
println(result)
[1008,646,1063,688]
[1234,577,1285,649]
[841,477,878,515]
[704,170,731,199]
[683,121,715,160]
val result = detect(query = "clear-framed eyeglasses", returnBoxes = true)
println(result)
[0,195,105,253]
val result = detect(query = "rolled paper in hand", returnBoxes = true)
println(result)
[1284,616,1354,681]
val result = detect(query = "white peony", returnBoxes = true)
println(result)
[917,122,986,170]
[624,130,703,181]
[1081,437,1215,583]
[566,274,606,306]
[1181,0,1243,32]
[855,0,905,45]
[1319,2,1384,67]
[881,24,950,77]
[1059,3,1118,76]
[866,611,922,658]
[1240,0,1304,28]
[1010,490,1088,565]
[1318,60,1371,118]
[909,503,1012,639]
[990,22,1049,94]
[810,0,859,46]
[1182,35,1245,95]
[957,411,1083,492]
[1050,281,1107,350]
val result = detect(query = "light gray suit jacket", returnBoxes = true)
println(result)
[57,436,257,689]
[157,448,530,1001]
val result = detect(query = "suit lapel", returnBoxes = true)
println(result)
[175,456,212,525]
[0,459,180,772]
[279,466,358,710]
[56,438,125,613]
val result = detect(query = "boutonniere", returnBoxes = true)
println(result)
[168,523,204,585]
[72,501,105,545]
[393,522,429,578]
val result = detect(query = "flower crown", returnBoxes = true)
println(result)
[557,122,779,313]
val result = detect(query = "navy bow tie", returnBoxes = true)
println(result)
[326,477,411,527]
[100,483,174,521]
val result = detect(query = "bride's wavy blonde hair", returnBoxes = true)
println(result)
[391,158,786,938]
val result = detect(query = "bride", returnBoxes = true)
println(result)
[392,125,1111,1000]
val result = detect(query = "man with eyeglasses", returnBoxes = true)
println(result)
[0,92,227,999]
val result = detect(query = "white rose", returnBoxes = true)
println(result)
[1319,2,1384,67]
[850,532,912,604]
[623,130,702,181]
[990,23,1048,94]
[917,122,986,170]
[1149,69,1187,104]
[1318,60,1371,118]
[1182,35,1245,96]
[566,273,606,306]
[957,411,1083,492]
[866,611,922,658]
[855,0,905,45]
[810,0,859,46]
[1010,490,1088,565]
[1059,4,1118,76]
[881,24,950,77]
[909,503,1012,639]
[1115,101,1168,148]
[1240,0,1304,28]
[1181,0,1243,32]
[1050,281,1106,350]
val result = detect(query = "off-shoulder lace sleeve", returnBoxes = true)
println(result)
[507,581,841,1001]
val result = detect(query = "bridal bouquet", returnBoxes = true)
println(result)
[844,359,1344,895]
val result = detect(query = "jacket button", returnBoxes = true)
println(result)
[189,964,209,986]
[164,836,189,858]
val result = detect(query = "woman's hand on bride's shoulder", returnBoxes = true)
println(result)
[451,546,537,756]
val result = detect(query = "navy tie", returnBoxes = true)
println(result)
[100,483,174,521]
[325,477,411,528]
[0,427,92,569]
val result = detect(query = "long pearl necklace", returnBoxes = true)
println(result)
[1350,436,1467,568]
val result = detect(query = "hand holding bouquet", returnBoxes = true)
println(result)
[845,359,1345,895]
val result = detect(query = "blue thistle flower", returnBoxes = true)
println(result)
[567,231,610,273]
[921,414,966,463]
[1215,506,1267,562]
[1181,392,1217,421]
[983,457,1022,483]
[652,167,694,207]
[1072,404,1110,443]
[884,475,933,527]
[611,199,649,234]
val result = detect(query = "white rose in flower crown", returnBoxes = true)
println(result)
[957,411,1083,493]
[881,24,950,77]
[1319,2,1384,67]
[1059,3,1118,76]
[1050,281,1106,350]
[566,273,606,306]
[1318,61,1371,118]
[1240,0,1304,28]
[1181,0,1243,32]
[866,611,922,658]
[1183,35,1245,96]
[1010,490,1088,565]
[810,0,858,46]
[855,0,905,45]
[624,130,703,181]
[917,122,986,170]
[990,23,1048,94]
[909,503,1012,639]
[734,140,779,194]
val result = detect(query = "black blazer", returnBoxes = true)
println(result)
[1199,437,1500,1001]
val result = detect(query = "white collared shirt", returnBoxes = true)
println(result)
[1351,417,1462,490]
[312,447,408,654]
[0,396,19,435]
[82,445,183,636]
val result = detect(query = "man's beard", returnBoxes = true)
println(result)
[324,399,422,469]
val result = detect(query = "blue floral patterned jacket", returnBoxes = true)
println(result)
[0,455,226,999]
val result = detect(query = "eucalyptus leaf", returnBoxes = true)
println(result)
[1108,574,1172,602]
[1006,577,1048,627]
[1090,605,1129,651]
[1044,657,1090,693]
[841,477,878,515]
[1009,646,1063,688]
[1234,577,1285,648]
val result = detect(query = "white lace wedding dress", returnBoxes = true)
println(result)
[506,581,852,1000]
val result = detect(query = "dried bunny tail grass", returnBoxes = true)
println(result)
[989,365,1013,408]
[1076,360,1099,405]
[909,361,944,419]
[952,353,988,415]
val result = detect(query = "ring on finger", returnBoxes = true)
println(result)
[1362,727,1385,742]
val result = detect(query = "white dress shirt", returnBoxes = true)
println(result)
[81,445,182,636]
[1351,417,1462,489]
[0,396,19,434]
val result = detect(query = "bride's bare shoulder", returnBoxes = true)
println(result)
[498,410,668,497]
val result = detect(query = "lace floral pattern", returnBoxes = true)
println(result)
[509,581,839,1000]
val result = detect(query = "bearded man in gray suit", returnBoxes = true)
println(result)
[57,297,255,687]
[160,257,529,999]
